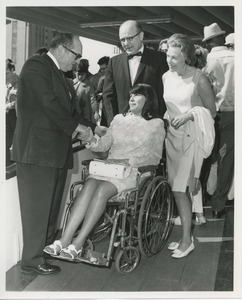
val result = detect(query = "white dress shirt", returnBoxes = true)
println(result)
[128,44,144,86]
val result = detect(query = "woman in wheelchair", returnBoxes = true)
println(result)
[44,83,166,261]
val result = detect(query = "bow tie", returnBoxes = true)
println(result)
[127,51,142,60]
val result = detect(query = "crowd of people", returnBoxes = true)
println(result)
[8,20,234,275]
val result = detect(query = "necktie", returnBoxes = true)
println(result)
[127,51,142,60]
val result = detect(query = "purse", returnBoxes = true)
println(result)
[89,159,130,179]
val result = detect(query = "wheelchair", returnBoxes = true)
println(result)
[61,157,174,274]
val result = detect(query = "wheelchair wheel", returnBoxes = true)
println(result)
[138,176,174,256]
[115,246,140,274]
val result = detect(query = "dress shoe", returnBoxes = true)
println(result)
[172,242,195,259]
[21,263,61,275]
[168,236,194,251]
[212,209,226,219]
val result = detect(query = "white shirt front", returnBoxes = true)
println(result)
[128,45,144,85]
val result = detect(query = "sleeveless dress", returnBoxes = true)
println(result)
[88,113,165,193]
[163,66,205,192]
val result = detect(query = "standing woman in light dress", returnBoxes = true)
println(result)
[163,34,216,258]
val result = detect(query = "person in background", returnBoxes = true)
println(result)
[225,33,234,51]
[44,83,165,262]
[158,38,168,54]
[12,32,106,276]
[103,20,168,126]
[202,23,234,219]
[90,56,110,92]
[79,58,93,79]
[163,33,216,258]
[6,59,18,166]
[74,60,100,123]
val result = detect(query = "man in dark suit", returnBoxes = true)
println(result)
[12,32,105,275]
[103,20,169,125]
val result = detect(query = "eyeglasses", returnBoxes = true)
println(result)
[62,45,82,60]
[120,31,142,43]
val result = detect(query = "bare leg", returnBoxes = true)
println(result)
[59,178,99,247]
[71,181,117,250]
[173,191,192,251]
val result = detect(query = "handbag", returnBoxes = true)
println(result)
[89,159,130,179]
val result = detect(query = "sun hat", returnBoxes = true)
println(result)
[225,33,234,45]
[202,23,226,42]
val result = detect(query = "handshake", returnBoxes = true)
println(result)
[74,124,107,144]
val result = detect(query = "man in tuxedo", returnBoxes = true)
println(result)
[103,20,169,125]
[12,32,105,275]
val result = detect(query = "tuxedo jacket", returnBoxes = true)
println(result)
[12,54,95,169]
[103,46,169,125]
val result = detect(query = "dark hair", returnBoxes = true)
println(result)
[167,33,196,66]
[74,60,88,74]
[194,44,209,69]
[97,56,110,65]
[127,84,159,120]
[50,32,76,49]
[6,58,15,71]
[34,47,48,56]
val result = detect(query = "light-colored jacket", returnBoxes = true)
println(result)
[183,106,215,178]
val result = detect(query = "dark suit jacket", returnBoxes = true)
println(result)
[12,54,95,169]
[103,46,169,125]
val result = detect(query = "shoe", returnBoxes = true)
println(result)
[195,215,206,225]
[212,209,226,219]
[44,240,62,256]
[168,241,180,251]
[58,244,83,261]
[172,242,195,259]
[168,236,194,251]
[21,263,61,275]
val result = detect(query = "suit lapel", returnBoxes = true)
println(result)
[122,54,132,85]
[43,54,72,102]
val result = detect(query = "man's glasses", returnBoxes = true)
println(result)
[120,31,141,43]
[63,45,82,60]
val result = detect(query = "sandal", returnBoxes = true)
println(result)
[59,244,83,261]
[44,240,62,256]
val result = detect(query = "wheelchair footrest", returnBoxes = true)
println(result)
[77,249,109,266]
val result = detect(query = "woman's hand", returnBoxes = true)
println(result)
[171,113,194,130]
[95,125,107,137]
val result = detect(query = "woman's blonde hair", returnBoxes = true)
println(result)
[167,33,196,66]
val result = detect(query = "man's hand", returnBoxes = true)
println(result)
[94,125,107,137]
[75,124,88,134]
[78,127,94,143]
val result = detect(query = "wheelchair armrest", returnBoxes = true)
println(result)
[138,165,158,173]
[81,159,93,166]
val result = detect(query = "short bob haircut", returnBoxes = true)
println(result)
[167,33,196,66]
[126,83,159,120]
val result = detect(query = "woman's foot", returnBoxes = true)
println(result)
[172,241,195,258]
[171,216,182,226]
[58,244,83,261]
[168,236,194,251]
[44,240,62,256]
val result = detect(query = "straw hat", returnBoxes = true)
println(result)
[225,33,234,45]
[202,23,226,42]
